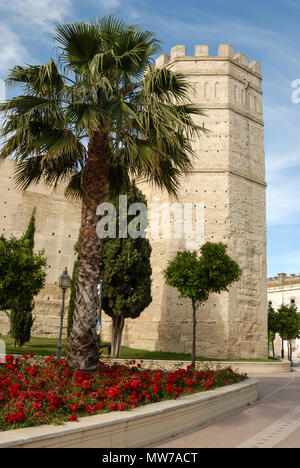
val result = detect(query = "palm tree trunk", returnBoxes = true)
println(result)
[111,315,125,358]
[67,128,109,371]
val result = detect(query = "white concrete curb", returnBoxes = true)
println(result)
[0,379,258,448]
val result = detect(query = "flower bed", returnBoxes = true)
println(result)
[0,354,247,431]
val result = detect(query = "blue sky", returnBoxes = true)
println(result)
[0,0,299,277]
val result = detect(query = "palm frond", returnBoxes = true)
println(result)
[65,170,84,199]
[65,102,104,131]
[56,22,102,73]
[141,68,190,103]
[6,60,65,97]
[13,151,84,192]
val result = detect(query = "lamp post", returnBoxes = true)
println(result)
[96,278,103,338]
[57,268,71,362]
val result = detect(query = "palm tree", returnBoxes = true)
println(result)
[0,16,205,371]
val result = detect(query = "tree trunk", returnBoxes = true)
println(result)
[272,339,275,358]
[191,300,197,366]
[111,315,125,358]
[67,128,109,371]
[289,340,293,362]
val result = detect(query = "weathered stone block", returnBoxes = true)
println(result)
[170,45,186,59]
[218,44,234,58]
[155,54,170,68]
[195,45,209,56]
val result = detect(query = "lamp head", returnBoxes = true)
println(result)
[59,268,71,290]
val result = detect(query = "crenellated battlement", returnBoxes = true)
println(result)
[155,44,261,76]
[268,273,300,287]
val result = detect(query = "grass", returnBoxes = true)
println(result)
[0,335,67,357]
[0,335,279,362]
[119,346,279,362]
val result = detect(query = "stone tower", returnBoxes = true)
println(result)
[102,44,268,359]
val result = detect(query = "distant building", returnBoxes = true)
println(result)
[267,273,300,358]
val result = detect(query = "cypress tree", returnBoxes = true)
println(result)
[10,303,35,347]
[23,208,36,252]
[101,183,152,358]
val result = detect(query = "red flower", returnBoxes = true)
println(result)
[108,386,121,399]
[108,402,117,410]
[4,410,25,424]
[80,380,91,391]
[32,402,42,411]
[118,402,126,411]
[68,414,78,422]
[85,405,95,414]
[95,402,104,411]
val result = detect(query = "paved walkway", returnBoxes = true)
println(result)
[156,368,300,448]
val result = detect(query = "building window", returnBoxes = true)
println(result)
[290,298,296,306]
[268,301,273,307]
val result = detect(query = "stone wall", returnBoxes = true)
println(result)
[0,159,81,337]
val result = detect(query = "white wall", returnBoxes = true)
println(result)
[268,276,300,358]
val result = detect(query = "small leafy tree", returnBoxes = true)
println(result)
[0,235,46,346]
[277,304,300,362]
[268,304,279,358]
[164,242,242,364]
[101,184,152,358]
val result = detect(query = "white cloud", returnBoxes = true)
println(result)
[0,0,73,77]
[0,0,73,29]
[267,151,300,173]
[0,26,31,78]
